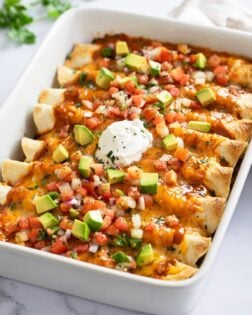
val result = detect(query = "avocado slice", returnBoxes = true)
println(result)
[52,144,69,163]
[72,219,90,241]
[35,194,57,214]
[125,53,147,71]
[83,210,103,231]
[196,87,216,106]
[74,125,94,146]
[188,120,211,132]
[95,67,115,89]
[193,53,207,69]
[136,244,154,266]
[140,173,158,194]
[156,90,173,105]
[116,41,129,55]
[106,169,125,184]
[39,212,59,229]
[112,251,130,263]
[69,208,79,219]
[78,156,93,178]
[162,134,178,151]
[149,60,161,76]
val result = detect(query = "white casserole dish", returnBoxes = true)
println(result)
[0,8,252,315]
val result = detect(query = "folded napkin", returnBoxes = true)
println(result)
[168,0,252,32]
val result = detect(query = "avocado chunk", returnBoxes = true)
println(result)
[136,244,154,266]
[83,210,103,231]
[162,134,178,151]
[118,75,138,88]
[69,208,79,219]
[52,144,69,163]
[39,212,59,229]
[116,41,129,55]
[194,53,207,69]
[74,124,94,146]
[112,251,130,263]
[149,60,161,76]
[95,67,115,89]
[78,156,93,178]
[106,169,125,184]
[156,90,173,106]
[188,120,211,132]
[196,87,216,106]
[35,194,57,214]
[140,173,158,194]
[125,53,147,71]
[72,219,90,241]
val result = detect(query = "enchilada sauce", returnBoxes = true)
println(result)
[0,34,251,280]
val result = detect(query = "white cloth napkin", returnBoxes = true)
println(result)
[168,0,252,32]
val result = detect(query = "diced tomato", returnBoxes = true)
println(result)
[114,217,129,232]
[127,187,140,199]
[153,160,167,171]
[165,215,179,228]
[170,67,184,82]
[103,208,115,219]
[82,182,95,194]
[167,87,180,98]
[28,228,40,243]
[61,190,74,202]
[93,232,108,245]
[85,117,101,130]
[214,65,228,75]
[18,217,29,230]
[179,73,189,86]
[110,80,120,88]
[132,95,143,107]
[46,181,58,192]
[145,221,155,231]
[157,47,172,62]
[142,107,157,122]
[60,202,71,214]
[190,101,202,110]
[75,187,87,197]
[74,243,89,253]
[208,54,221,68]
[153,115,164,126]
[167,158,181,171]
[51,239,68,254]
[173,226,185,244]
[124,80,135,93]
[105,224,120,236]
[190,54,197,63]
[82,198,106,212]
[128,112,140,120]
[101,215,112,231]
[55,166,73,181]
[174,148,189,162]
[109,86,119,96]
[102,190,112,201]
[92,99,102,110]
[34,240,46,249]
[215,73,229,86]
[165,112,177,124]
[29,217,42,229]
[142,194,154,208]
[136,74,149,85]
[107,106,121,118]
[134,88,145,95]
[59,218,73,230]
[5,223,19,235]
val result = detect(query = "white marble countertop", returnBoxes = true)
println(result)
[0,0,252,314]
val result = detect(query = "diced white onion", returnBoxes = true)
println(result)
[71,178,82,190]
[160,154,173,162]
[149,86,160,94]
[148,78,158,86]
[205,71,214,82]
[58,182,72,194]
[57,229,65,236]
[89,243,99,253]
[192,71,206,85]
[96,105,107,114]
[132,214,141,228]
[174,100,182,111]
[181,98,191,108]
[65,229,72,240]
[41,246,51,252]
[137,196,145,210]
[130,228,143,239]
[176,137,184,148]
[15,231,29,242]
[82,100,93,110]
[83,111,93,118]
[93,175,101,187]
[67,198,81,207]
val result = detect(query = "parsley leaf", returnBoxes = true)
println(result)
[8,27,35,44]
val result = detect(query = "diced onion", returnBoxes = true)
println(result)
[96,105,107,114]
[57,229,65,236]
[176,137,184,148]
[89,243,99,253]
[205,71,214,82]
[15,231,29,242]
[109,197,116,206]
[181,98,191,108]
[137,196,145,210]
[132,214,141,228]
[130,228,143,239]
[159,154,173,162]
[67,198,81,207]
[93,175,101,187]
[82,100,93,110]
[58,182,72,194]
[71,178,82,190]
[192,71,206,85]
[83,111,93,118]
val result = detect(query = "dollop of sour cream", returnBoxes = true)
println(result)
[95,119,153,167]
